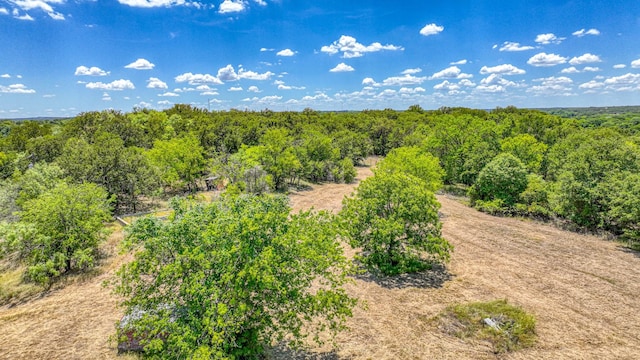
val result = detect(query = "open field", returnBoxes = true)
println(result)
[2,160,640,359]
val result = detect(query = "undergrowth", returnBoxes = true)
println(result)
[437,299,536,353]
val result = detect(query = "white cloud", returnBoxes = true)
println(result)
[613,64,626,69]
[10,0,65,20]
[219,0,245,13]
[217,64,238,81]
[398,87,426,94]
[85,79,135,91]
[74,66,109,76]
[433,80,460,91]
[1,74,10,78]
[158,100,172,105]
[276,49,295,57]
[528,76,574,95]
[535,33,565,45]
[362,77,377,86]
[238,68,274,80]
[604,73,640,91]
[572,28,600,37]
[124,58,155,70]
[147,77,168,89]
[329,63,355,72]
[479,64,526,75]
[118,0,187,7]
[429,66,473,80]
[631,59,640,68]
[0,7,8,15]
[419,23,444,36]
[228,86,243,91]
[381,74,427,86]
[475,85,506,93]
[459,79,476,87]
[583,66,601,72]
[569,53,602,65]
[450,59,467,65]
[200,91,219,96]
[321,35,403,58]
[102,93,112,101]
[0,83,36,94]
[579,80,605,90]
[260,48,274,52]
[175,72,223,85]
[480,74,518,88]
[527,52,567,67]
[401,68,422,75]
[135,101,153,108]
[499,41,535,52]
[158,91,179,97]
[247,85,261,93]
[561,67,581,74]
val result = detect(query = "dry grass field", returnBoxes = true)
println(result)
[2,158,640,359]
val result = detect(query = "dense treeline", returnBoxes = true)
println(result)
[1,105,639,285]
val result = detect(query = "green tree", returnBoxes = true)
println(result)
[253,129,300,190]
[470,153,529,207]
[13,182,112,285]
[113,194,356,359]
[500,134,548,173]
[147,136,207,192]
[340,172,452,275]
[375,146,444,192]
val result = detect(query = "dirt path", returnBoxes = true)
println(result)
[2,159,640,359]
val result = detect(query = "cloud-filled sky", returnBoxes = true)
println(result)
[1,0,639,117]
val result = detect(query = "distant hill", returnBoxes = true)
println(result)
[0,117,69,122]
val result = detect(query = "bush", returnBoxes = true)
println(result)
[470,153,529,207]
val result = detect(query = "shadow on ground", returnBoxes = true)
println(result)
[267,344,340,360]
[355,265,454,289]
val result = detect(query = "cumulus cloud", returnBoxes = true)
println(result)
[479,64,526,75]
[125,58,155,70]
[631,59,640,68]
[0,7,8,15]
[401,68,422,75]
[568,53,602,65]
[604,73,640,91]
[429,66,473,80]
[228,86,243,91]
[260,48,274,52]
[381,74,427,86]
[85,79,135,91]
[247,85,261,93]
[147,77,168,89]
[217,64,238,81]
[535,33,565,45]
[321,35,403,58]
[118,0,187,7]
[583,66,601,72]
[528,76,574,95]
[498,41,535,52]
[9,0,65,20]
[1,74,11,78]
[398,87,426,94]
[561,67,580,74]
[433,80,460,91]
[572,28,600,37]
[579,80,605,90]
[175,72,223,85]
[219,0,245,13]
[450,59,467,65]
[0,83,36,94]
[276,49,295,57]
[102,92,111,101]
[329,63,355,72]
[527,52,567,67]
[238,68,274,80]
[419,23,444,36]
[480,74,519,88]
[362,77,377,86]
[613,64,626,69]
[75,66,109,76]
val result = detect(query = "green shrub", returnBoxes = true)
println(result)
[470,153,529,207]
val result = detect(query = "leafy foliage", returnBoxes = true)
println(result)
[341,172,451,275]
[375,146,444,192]
[5,182,112,285]
[113,194,356,359]
[470,153,529,207]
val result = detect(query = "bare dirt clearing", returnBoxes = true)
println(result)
[2,159,640,359]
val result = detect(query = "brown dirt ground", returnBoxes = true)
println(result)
[2,158,640,359]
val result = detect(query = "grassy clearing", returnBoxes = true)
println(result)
[0,263,44,306]
[436,299,536,354]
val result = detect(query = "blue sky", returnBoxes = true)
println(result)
[1,0,639,117]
